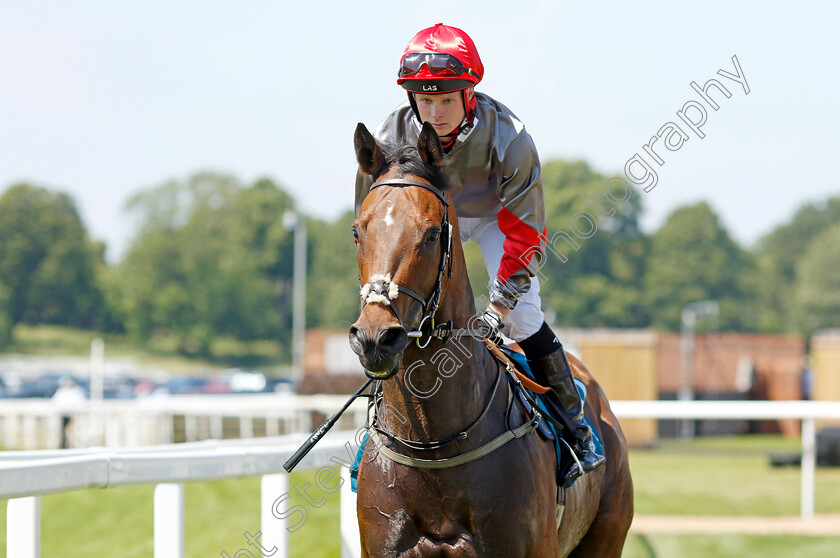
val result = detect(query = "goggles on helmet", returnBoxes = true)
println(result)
[399,52,480,79]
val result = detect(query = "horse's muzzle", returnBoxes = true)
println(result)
[349,324,408,379]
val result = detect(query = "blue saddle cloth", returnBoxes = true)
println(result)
[500,347,605,488]
[349,345,604,492]
[351,434,367,492]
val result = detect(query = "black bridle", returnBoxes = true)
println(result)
[364,178,453,348]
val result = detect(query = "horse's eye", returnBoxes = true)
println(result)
[352,228,360,245]
[425,230,440,245]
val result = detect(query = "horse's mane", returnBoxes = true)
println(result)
[379,138,453,192]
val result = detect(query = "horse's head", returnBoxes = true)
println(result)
[349,122,453,380]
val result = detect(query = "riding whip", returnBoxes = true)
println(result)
[283,379,373,472]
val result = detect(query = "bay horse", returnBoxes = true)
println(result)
[349,121,633,557]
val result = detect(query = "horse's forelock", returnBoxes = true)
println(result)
[379,139,452,192]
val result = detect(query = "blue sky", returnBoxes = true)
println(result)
[2,1,837,261]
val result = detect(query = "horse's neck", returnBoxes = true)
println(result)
[381,226,495,442]
[382,335,491,439]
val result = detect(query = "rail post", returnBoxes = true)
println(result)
[340,467,361,558]
[261,473,290,558]
[154,483,184,558]
[210,415,224,439]
[185,414,199,442]
[240,415,254,439]
[801,417,816,519]
[7,496,40,558]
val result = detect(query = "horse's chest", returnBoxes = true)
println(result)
[368,468,484,531]
[359,488,478,557]
[357,449,547,557]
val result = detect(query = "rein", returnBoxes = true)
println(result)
[372,357,505,451]
[370,412,539,470]
[368,353,542,469]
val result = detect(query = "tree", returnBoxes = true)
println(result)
[113,173,296,355]
[756,197,840,286]
[538,160,648,327]
[306,211,364,329]
[643,202,755,331]
[0,279,11,348]
[792,224,840,337]
[220,176,296,346]
[0,184,105,333]
[303,159,651,331]
[754,196,840,332]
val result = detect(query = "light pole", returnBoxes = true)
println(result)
[283,211,307,387]
[90,338,105,403]
[90,338,104,446]
[679,300,719,439]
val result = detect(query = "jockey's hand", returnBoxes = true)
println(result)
[487,302,511,323]
[479,307,506,342]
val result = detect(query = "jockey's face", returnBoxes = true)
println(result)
[414,88,472,138]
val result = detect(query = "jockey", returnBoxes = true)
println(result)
[354,23,605,482]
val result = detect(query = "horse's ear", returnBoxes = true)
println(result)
[355,123,385,176]
[417,121,444,167]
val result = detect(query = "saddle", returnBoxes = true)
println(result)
[497,345,605,488]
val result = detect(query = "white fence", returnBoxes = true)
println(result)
[1,430,365,558]
[611,400,840,519]
[0,394,368,449]
[2,400,840,557]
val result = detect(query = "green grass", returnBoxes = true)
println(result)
[0,473,339,558]
[4,324,286,373]
[630,435,840,516]
[2,437,840,557]
[622,533,840,558]
[621,435,840,557]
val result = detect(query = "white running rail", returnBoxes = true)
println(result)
[3,400,840,557]
[610,400,840,520]
[1,431,365,558]
[0,394,367,449]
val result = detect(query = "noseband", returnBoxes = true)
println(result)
[361,178,453,348]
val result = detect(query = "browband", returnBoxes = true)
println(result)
[369,178,449,207]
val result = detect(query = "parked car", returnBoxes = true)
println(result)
[164,376,208,395]
[229,371,267,393]
[201,377,232,394]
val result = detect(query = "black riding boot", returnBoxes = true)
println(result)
[533,347,606,480]
[519,323,606,483]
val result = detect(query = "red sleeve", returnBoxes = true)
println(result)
[496,205,547,281]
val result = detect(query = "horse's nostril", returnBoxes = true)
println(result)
[349,325,368,355]
[377,326,409,354]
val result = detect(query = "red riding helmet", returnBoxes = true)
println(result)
[397,23,483,93]
[397,23,484,133]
